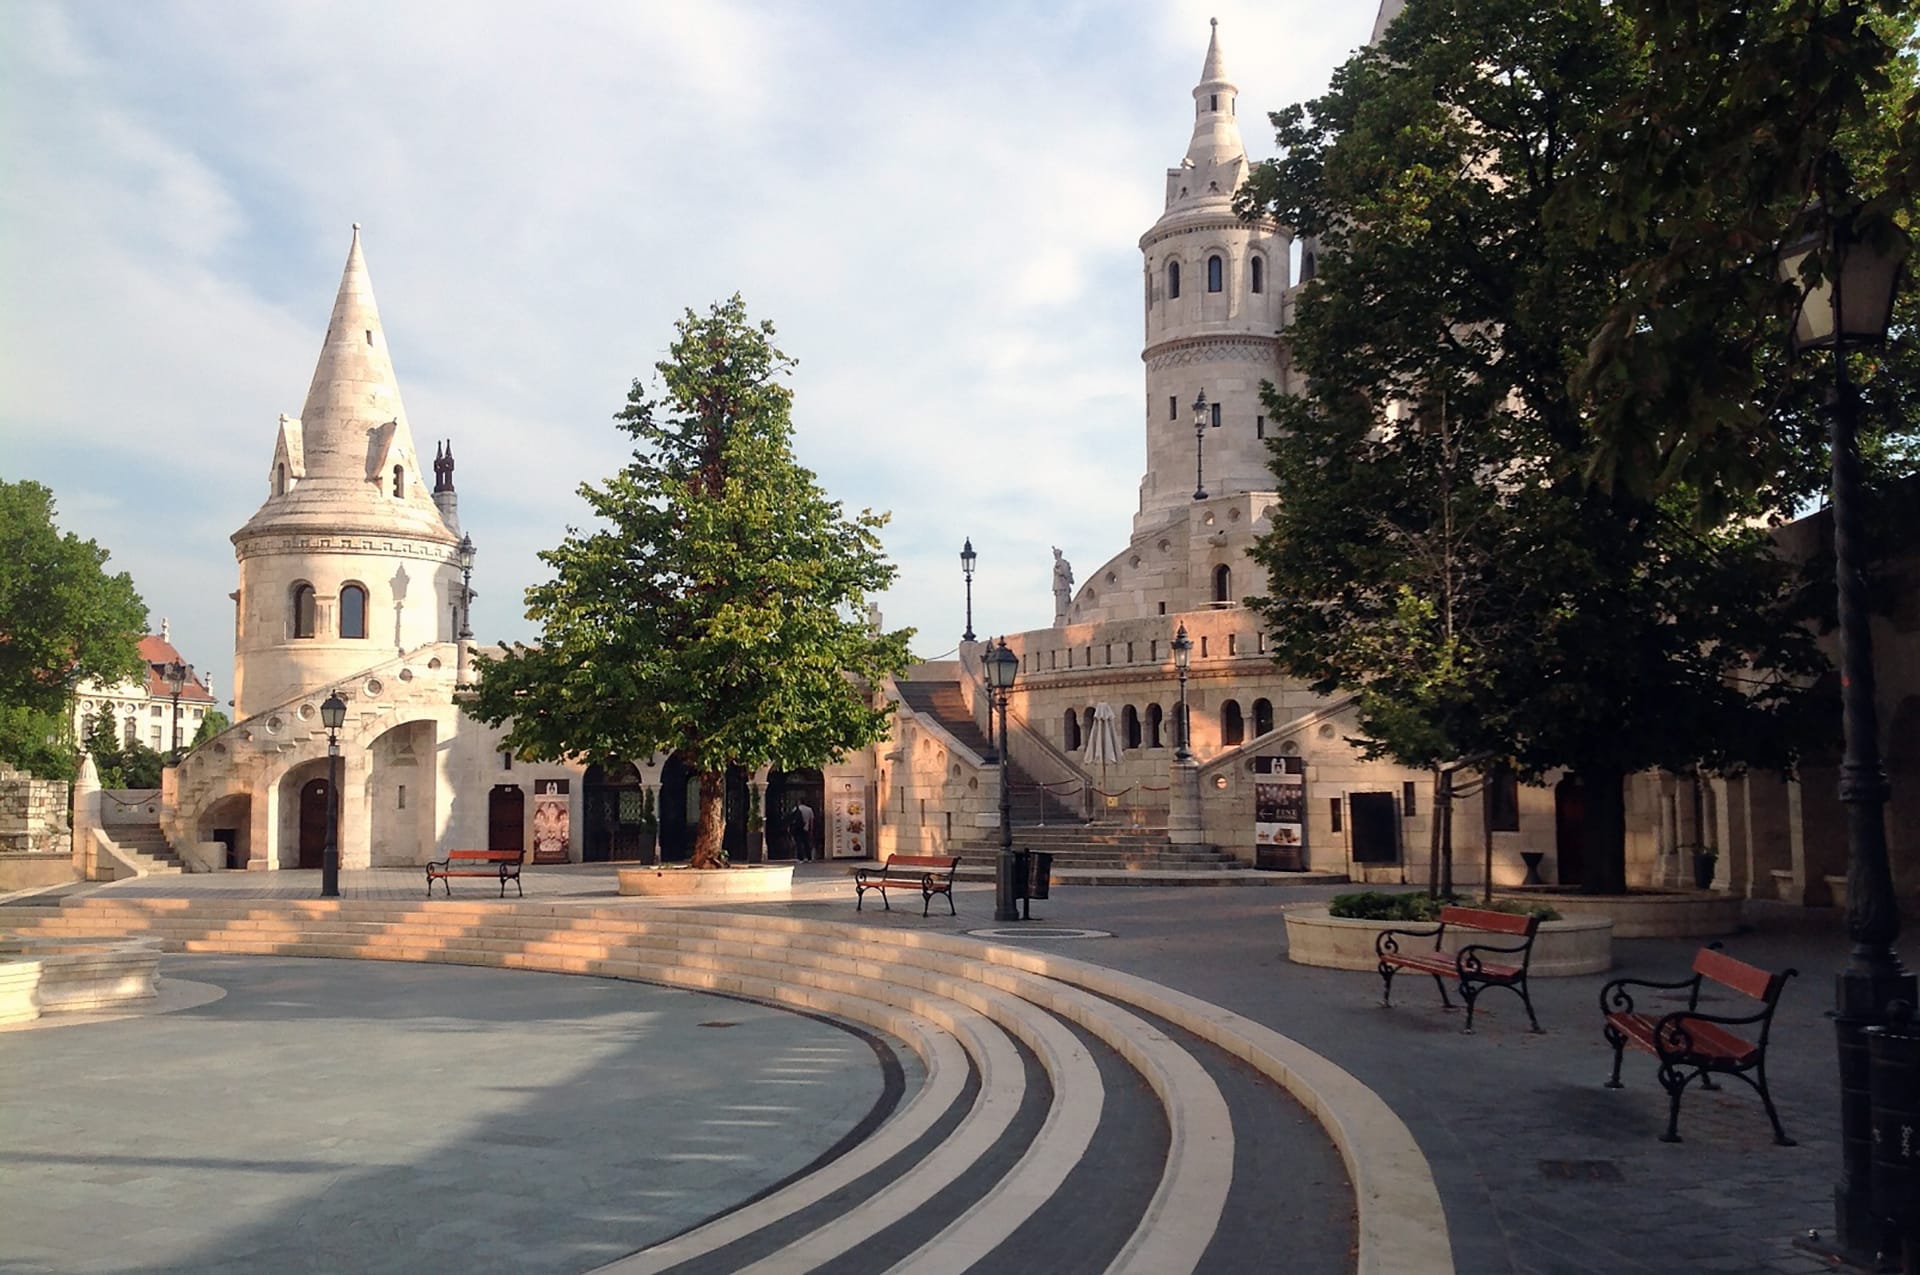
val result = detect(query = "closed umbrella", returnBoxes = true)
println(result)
[1082,702,1124,803]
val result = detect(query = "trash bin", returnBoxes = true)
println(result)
[1867,1004,1920,1254]
[1028,852,1053,901]
[1011,850,1032,901]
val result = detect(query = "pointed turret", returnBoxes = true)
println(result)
[1183,18,1245,175]
[432,440,461,531]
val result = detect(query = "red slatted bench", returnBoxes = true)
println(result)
[854,854,960,917]
[425,848,525,898]
[1375,905,1544,1034]
[1600,944,1797,1144]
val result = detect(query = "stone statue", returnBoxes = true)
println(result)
[1052,547,1074,626]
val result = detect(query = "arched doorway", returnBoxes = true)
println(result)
[1554,775,1586,888]
[489,785,524,854]
[298,778,330,870]
[766,767,824,860]
[582,762,647,863]
[659,753,698,863]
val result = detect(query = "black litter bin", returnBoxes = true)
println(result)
[1029,852,1053,900]
[1867,1005,1920,1260]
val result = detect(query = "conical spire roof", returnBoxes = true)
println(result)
[1181,19,1246,181]
[235,226,457,545]
[1200,16,1229,84]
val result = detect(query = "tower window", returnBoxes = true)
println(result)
[1214,564,1231,603]
[1147,704,1164,749]
[1301,250,1317,282]
[1251,257,1264,294]
[1123,705,1142,749]
[1169,396,1178,421]
[1167,261,1181,299]
[275,464,287,495]
[340,583,369,640]
[291,584,316,639]
[1210,93,1218,111]
[1207,255,1223,293]
[392,465,404,497]
[1222,700,1244,746]
[365,330,373,345]
[1253,698,1274,736]
[1210,401,1222,428]
[1256,415,1265,439]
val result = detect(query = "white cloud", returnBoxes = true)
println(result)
[0,0,1382,694]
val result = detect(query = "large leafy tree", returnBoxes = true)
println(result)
[0,480,147,779]
[470,297,913,868]
[1240,0,1827,893]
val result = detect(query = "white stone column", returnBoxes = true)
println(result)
[1168,760,1204,844]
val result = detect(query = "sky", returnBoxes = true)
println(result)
[1,1,1381,710]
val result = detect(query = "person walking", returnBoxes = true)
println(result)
[788,801,816,862]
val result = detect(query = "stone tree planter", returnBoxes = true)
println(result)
[1283,905,1613,976]
[1494,890,1743,939]
[617,863,795,898]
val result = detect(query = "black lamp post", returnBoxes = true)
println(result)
[163,660,187,764]
[1172,623,1194,763]
[984,637,1020,922]
[960,538,977,643]
[1780,212,1911,1257]
[320,691,346,899]
[1192,390,1218,501]
[456,534,476,642]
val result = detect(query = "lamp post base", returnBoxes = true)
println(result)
[994,847,1019,922]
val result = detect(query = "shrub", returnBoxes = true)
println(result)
[1328,891,1560,922]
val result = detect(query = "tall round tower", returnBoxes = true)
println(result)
[1136,20,1291,532]
[230,227,465,718]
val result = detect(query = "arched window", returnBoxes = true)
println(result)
[392,465,405,497]
[1250,256,1265,294]
[290,584,316,639]
[1082,707,1095,742]
[1221,700,1245,746]
[1253,698,1274,737]
[1063,709,1082,753]
[339,583,369,639]
[1207,254,1224,293]
[274,464,287,495]
[1123,705,1142,749]
[1147,704,1164,749]
[1214,564,1232,603]
[1167,261,1181,300]
[1301,249,1317,282]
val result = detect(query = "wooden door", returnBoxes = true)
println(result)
[297,778,330,870]
[1348,792,1400,864]
[488,785,524,854]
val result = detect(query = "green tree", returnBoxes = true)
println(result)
[0,480,147,778]
[470,297,913,868]
[1241,0,1827,893]
[191,710,230,748]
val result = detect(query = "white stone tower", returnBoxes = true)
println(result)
[230,227,465,718]
[1136,19,1291,532]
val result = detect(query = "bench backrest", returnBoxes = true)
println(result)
[450,849,523,864]
[1694,946,1787,1002]
[1438,906,1540,937]
[886,854,960,870]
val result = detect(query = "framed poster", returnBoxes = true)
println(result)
[1253,755,1307,870]
[532,778,571,863]
[827,778,867,859]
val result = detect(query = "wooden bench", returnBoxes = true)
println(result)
[425,848,525,898]
[1600,944,1797,1144]
[1375,905,1544,1034]
[854,854,960,916]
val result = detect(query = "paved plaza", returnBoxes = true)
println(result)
[0,865,1890,1273]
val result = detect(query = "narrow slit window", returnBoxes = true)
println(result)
[392,465,404,496]
[1167,261,1181,299]
[1251,256,1264,294]
[1207,255,1223,293]
[1330,797,1344,833]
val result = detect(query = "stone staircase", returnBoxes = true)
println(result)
[0,893,1439,1273]
[896,680,1103,827]
[98,825,184,877]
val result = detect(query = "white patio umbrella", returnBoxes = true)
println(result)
[1081,702,1124,796]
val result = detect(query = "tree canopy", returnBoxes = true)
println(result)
[1240,0,1832,892]
[0,480,148,778]
[469,296,913,868]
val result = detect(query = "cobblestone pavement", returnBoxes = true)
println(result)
[12,866,1901,1273]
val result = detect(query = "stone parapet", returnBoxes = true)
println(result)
[0,763,70,857]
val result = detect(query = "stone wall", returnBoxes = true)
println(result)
[0,762,70,856]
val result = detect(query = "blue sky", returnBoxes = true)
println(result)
[1,1,1380,708]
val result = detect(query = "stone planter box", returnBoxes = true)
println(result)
[0,934,163,1022]
[1496,890,1744,939]
[617,863,795,898]
[1284,906,1613,976]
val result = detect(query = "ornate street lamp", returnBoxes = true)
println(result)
[456,534,477,642]
[1192,390,1218,501]
[960,538,978,643]
[1172,623,1194,764]
[163,660,188,764]
[984,637,1021,922]
[1780,211,1911,1257]
[319,691,347,899]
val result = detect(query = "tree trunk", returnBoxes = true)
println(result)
[1437,768,1455,899]
[1580,769,1628,895]
[1427,765,1444,897]
[689,770,728,869]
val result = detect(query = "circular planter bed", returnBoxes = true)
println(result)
[1283,906,1613,976]
[0,934,163,1022]
[1493,889,1743,939]
[617,863,795,898]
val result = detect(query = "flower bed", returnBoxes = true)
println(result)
[1284,905,1613,976]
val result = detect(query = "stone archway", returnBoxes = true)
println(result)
[297,778,329,870]
[198,793,253,870]
[581,761,645,863]
[489,785,525,854]
[767,768,824,861]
